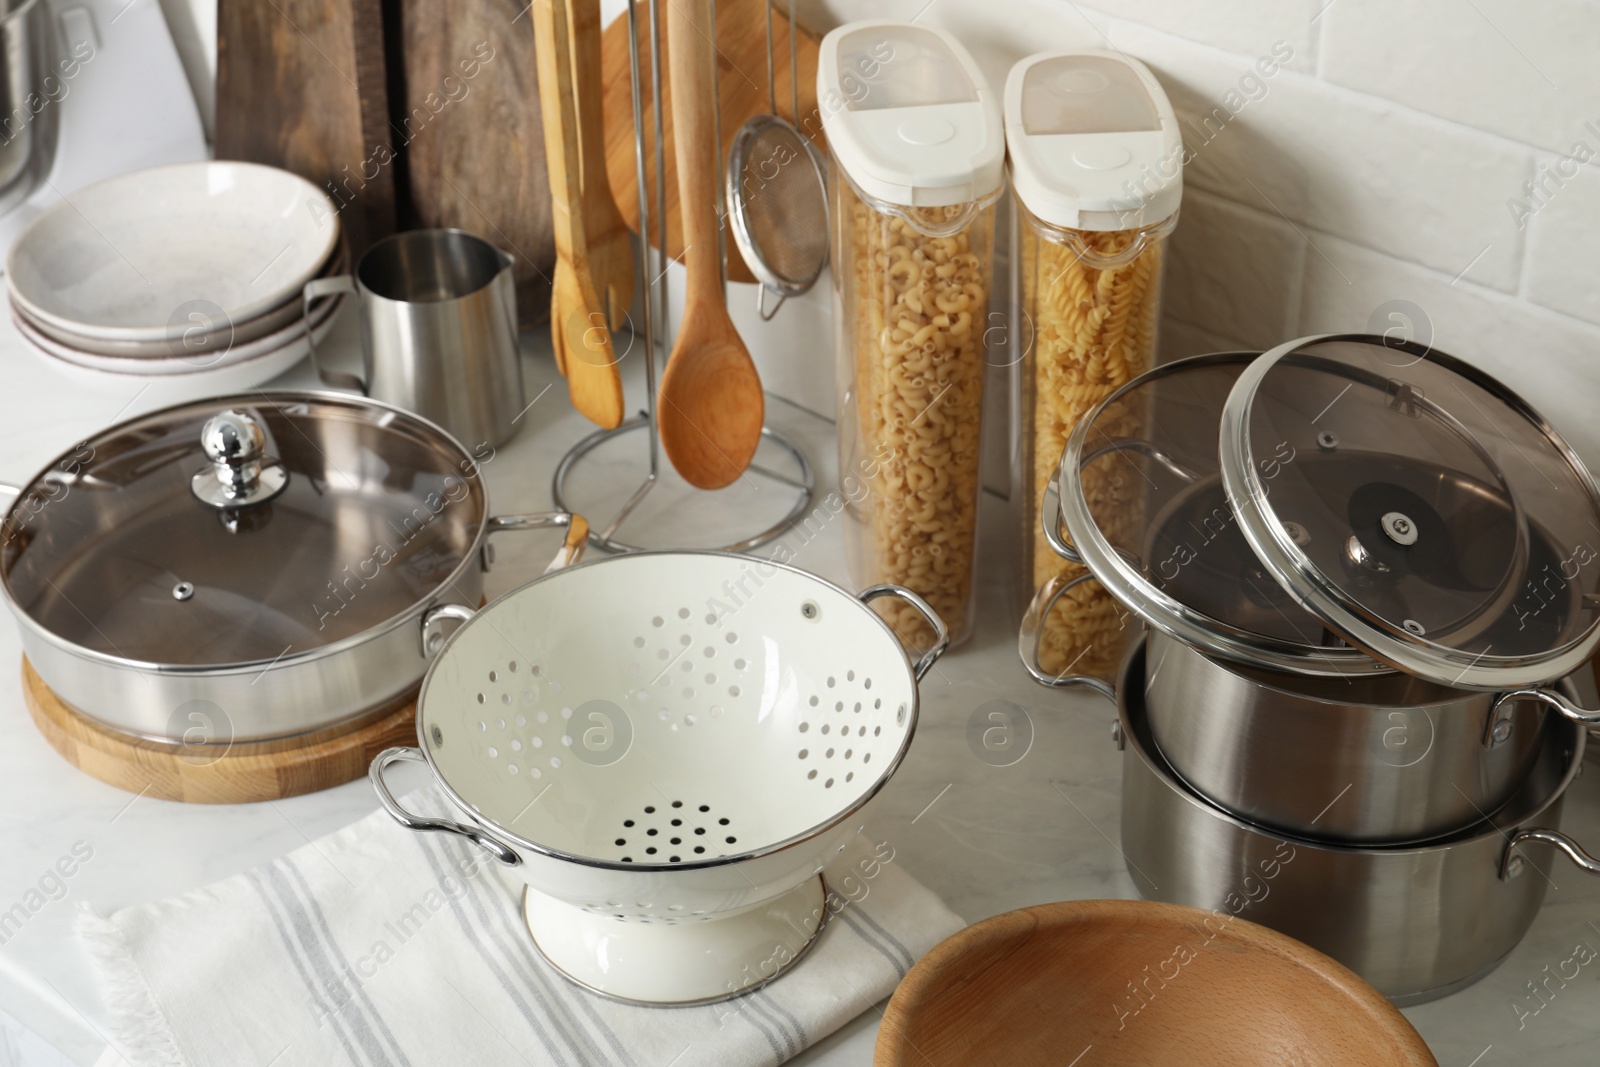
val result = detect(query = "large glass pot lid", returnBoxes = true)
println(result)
[1055,352,1388,675]
[1219,334,1600,689]
[0,393,487,668]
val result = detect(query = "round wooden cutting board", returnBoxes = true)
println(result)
[22,657,417,804]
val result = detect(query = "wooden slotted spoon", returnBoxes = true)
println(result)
[533,0,624,429]
[658,0,764,490]
[569,0,633,332]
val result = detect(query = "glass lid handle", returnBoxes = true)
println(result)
[190,409,289,510]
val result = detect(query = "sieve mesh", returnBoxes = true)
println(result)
[729,119,829,294]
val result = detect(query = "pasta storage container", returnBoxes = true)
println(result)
[1009,50,1182,678]
[818,21,1005,646]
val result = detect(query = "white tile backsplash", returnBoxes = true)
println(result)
[1064,0,1319,73]
[1108,18,1532,292]
[1296,228,1600,466]
[1162,188,1305,349]
[1522,163,1600,328]
[1320,0,1600,155]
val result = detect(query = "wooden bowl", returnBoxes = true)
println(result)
[874,899,1436,1067]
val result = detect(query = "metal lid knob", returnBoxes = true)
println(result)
[191,409,288,509]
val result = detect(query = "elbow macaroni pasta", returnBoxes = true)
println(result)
[1025,222,1163,679]
[835,178,994,646]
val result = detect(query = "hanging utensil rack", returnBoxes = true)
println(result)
[551,0,815,554]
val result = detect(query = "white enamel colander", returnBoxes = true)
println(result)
[371,551,947,1005]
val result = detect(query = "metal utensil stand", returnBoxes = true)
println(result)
[552,0,815,554]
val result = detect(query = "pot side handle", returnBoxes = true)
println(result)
[1039,479,1082,564]
[1495,687,1600,727]
[482,511,590,574]
[1501,827,1600,881]
[420,512,590,657]
[370,747,522,866]
[858,585,950,682]
[1017,571,1117,703]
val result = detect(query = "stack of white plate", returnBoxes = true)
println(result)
[7,161,348,393]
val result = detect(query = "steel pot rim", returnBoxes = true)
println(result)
[403,551,943,875]
[0,389,495,678]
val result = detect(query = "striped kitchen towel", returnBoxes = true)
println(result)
[75,791,963,1067]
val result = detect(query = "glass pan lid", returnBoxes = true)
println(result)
[0,393,486,668]
[1219,335,1600,689]
[1057,352,1387,675]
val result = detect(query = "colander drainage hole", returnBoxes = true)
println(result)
[647,829,658,836]
[615,838,626,846]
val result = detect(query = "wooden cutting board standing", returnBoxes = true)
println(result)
[215,0,398,262]
[217,0,559,328]
[600,0,826,287]
[400,0,557,327]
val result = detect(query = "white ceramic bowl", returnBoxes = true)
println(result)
[372,552,948,1005]
[15,241,348,359]
[15,291,345,376]
[7,161,339,342]
[17,295,344,395]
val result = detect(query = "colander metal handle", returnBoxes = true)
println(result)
[370,747,522,866]
[859,585,950,681]
[1017,571,1118,703]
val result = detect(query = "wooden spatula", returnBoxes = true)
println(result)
[657,0,764,490]
[569,0,633,331]
[533,0,625,429]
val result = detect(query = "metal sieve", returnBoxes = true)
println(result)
[372,551,947,1004]
[725,0,829,320]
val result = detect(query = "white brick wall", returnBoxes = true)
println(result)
[818,0,1600,471]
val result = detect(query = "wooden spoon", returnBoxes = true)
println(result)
[533,0,625,429]
[569,0,633,331]
[658,0,764,489]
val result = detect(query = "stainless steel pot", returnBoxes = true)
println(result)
[1028,348,1600,844]
[1103,642,1600,1005]
[1023,573,1548,842]
[0,393,587,744]
[1141,631,1548,843]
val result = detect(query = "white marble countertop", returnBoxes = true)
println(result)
[2,310,1599,1067]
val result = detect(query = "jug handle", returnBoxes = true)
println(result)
[1501,827,1600,881]
[1017,571,1118,703]
[303,275,365,393]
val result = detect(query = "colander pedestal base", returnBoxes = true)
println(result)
[521,875,828,1005]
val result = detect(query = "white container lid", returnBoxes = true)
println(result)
[817,21,1005,209]
[1004,51,1183,232]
